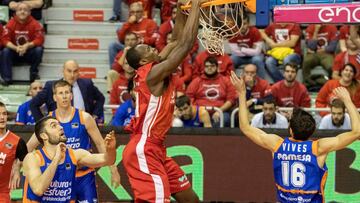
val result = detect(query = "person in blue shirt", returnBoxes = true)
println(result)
[230,71,360,203]
[16,81,44,125]
[112,80,135,126]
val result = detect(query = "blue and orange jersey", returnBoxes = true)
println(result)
[183,106,203,128]
[273,138,328,203]
[23,148,77,203]
[50,108,91,150]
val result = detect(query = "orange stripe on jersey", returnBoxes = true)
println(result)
[15,122,25,125]
[68,148,77,165]
[35,150,45,166]
[275,184,319,195]
[79,110,85,125]
[320,171,328,203]
[312,140,319,156]
[273,138,284,152]
[23,179,40,203]
[76,168,94,177]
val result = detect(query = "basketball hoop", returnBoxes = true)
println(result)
[181,0,256,55]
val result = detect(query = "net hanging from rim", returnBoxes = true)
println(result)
[181,0,246,55]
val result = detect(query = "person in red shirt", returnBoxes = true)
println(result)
[303,24,338,87]
[0,102,28,203]
[192,50,234,79]
[332,37,360,81]
[228,14,266,79]
[1,2,44,85]
[122,0,201,202]
[266,62,311,108]
[260,23,302,82]
[186,56,237,127]
[161,0,177,22]
[317,63,360,117]
[108,1,158,66]
[107,32,138,92]
[126,0,155,19]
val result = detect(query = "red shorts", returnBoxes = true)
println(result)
[0,193,10,203]
[123,135,191,202]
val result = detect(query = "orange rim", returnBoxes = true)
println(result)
[180,0,248,10]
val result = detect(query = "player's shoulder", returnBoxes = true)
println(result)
[24,150,42,165]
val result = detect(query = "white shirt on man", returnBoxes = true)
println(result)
[318,113,351,130]
[72,81,85,110]
[251,112,288,129]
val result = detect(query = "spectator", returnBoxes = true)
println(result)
[174,95,212,128]
[242,63,270,114]
[161,0,177,23]
[186,56,237,127]
[1,2,44,85]
[0,25,3,85]
[339,25,350,52]
[110,59,135,113]
[266,63,311,108]
[108,2,158,66]
[15,81,44,125]
[112,80,135,126]
[302,24,338,87]
[318,98,351,130]
[250,98,288,129]
[126,0,155,18]
[3,0,44,21]
[260,23,301,82]
[332,38,360,81]
[316,63,360,117]
[228,13,266,78]
[192,50,234,79]
[30,60,105,123]
[155,6,199,57]
[108,0,122,22]
[107,32,138,92]
[350,25,360,49]
[0,102,28,203]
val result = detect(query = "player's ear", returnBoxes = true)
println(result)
[139,58,149,66]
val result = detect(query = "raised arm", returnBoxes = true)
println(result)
[23,143,66,196]
[349,25,360,49]
[146,0,203,88]
[317,87,360,156]
[230,71,283,152]
[74,131,116,168]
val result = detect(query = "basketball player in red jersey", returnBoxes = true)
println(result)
[123,0,203,202]
[0,101,28,203]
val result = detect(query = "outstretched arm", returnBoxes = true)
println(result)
[230,71,283,152]
[317,87,360,156]
[350,25,360,49]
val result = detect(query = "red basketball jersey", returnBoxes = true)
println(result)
[0,131,20,194]
[130,63,176,142]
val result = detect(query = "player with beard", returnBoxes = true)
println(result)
[319,98,351,130]
[186,56,238,127]
[22,116,116,202]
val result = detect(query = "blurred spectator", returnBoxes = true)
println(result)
[339,25,350,52]
[302,24,338,87]
[107,32,138,92]
[110,59,135,114]
[228,13,265,78]
[242,63,270,114]
[111,80,135,126]
[2,0,44,21]
[266,63,311,108]
[350,25,360,49]
[316,63,360,117]
[260,23,301,82]
[174,95,212,128]
[15,80,43,125]
[250,98,288,129]
[318,98,351,130]
[186,56,237,127]
[108,2,158,65]
[30,60,105,123]
[126,0,155,18]
[108,0,122,22]
[1,2,44,85]
[161,0,177,23]
[332,38,360,81]
[192,50,234,79]
[155,6,198,57]
[0,25,3,85]
[0,102,28,203]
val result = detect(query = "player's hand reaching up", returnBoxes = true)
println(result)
[230,71,245,95]
[105,131,116,150]
[333,87,351,103]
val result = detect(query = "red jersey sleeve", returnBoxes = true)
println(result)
[31,22,45,46]
[2,20,14,46]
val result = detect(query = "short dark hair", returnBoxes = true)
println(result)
[330,98,345,112]
[175,95,191,108]
[125,31,137,39]
[289,108,316,141]
[204,56,218,67]
[0,101,5,108]
[126,46,142,69]
[341,63,357,78]
[263,97,277,107]
[34,116,54,145]
[53,80,72,94]
[284,62,299,72]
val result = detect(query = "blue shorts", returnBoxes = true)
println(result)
[75,171,98,202]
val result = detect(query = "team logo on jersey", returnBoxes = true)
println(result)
[178,175,188,182]
[71,122,79,129]
[5,142,13,149]
[0,152,7,164]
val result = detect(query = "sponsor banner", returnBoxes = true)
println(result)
[79,67,96,79]
[274,3,360,24]
[68,39,99,50]
[73,10,104,21]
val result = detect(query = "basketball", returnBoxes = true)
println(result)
[212,8,242,36]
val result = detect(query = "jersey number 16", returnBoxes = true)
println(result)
[282,161,306,187]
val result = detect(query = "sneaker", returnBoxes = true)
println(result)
[108,15,120,22]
